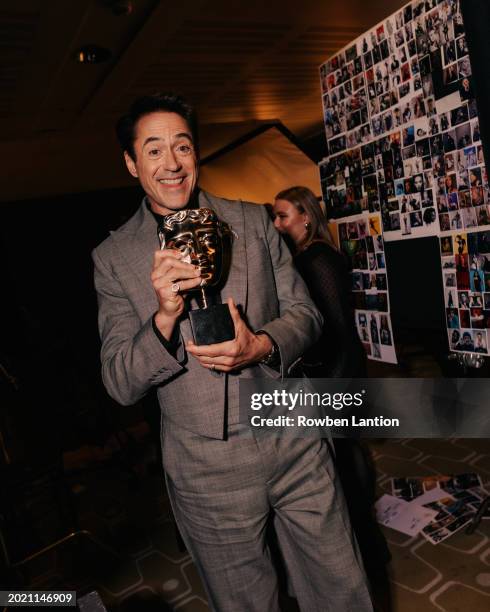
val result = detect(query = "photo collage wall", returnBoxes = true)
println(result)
[318,0,490,359]
[441,229,490,355]
[336,213,396,362]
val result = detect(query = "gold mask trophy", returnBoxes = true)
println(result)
[159,208,235,345]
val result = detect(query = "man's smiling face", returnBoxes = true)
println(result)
[124,111,198,215]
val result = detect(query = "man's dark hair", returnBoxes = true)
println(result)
[115,92,198,160]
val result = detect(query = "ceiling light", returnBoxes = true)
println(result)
[75,45,112,64]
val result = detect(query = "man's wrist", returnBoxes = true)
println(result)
[152,312,180,353]
[154,311,178,340]
[256,331,280,367]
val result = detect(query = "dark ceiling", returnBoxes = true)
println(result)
[0,0,405,201]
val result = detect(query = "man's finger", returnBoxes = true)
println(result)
[176,277,203,292]
[194,356,236,373]
[154,258,199,276]
[152,262,201,284]
[186,339,236,358]
[153,273,202,293]
[227,297,243,328]
[153,248,183,265]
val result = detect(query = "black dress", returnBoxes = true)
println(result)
[294,240,391,592]
[294,241,366,378]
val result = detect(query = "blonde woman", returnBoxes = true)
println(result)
[273,186,391,596]
[272,186,366,377]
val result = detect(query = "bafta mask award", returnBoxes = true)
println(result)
[159,208,235,345]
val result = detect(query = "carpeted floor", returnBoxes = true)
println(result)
[3,339,490,611]
[4,429,490,612]
[372,437,490,612]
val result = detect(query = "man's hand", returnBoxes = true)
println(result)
[152,249,201,340]
[186,297,273,372]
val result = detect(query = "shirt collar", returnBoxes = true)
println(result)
[145,189,200,226]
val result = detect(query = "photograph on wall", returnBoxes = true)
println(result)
[440,228,490,354]
[318,0,490,241]
[338,212,397,363]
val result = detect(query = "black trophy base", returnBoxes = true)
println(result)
[189,303,235,345]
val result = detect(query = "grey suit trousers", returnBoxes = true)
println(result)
[162,420,373,612]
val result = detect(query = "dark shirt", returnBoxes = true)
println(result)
[294,241,366,378]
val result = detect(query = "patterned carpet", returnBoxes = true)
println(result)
[372,437,490,612]
[4,417,490,611]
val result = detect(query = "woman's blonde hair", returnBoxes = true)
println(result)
[274,185,336,251]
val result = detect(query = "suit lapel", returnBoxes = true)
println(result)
[112,201,160,320]
[199,191,248,312]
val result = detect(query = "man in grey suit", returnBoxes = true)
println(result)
[93,92,372,611]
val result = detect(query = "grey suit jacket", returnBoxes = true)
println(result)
[93,190,322,439]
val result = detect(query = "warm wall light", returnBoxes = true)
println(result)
[111,1,133,16]
[100,0,133,16]
[75,45,112,64]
